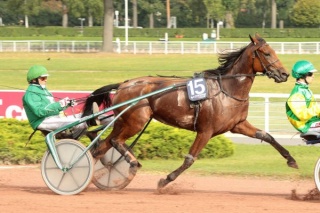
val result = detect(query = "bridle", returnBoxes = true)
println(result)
[208,43,282,102]
[253,44,282,81]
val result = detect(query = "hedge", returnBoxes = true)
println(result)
[0,119,234,165]
[1,26,320,38]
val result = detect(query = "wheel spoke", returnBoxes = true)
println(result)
[92,147,134,190]
[315,158,320,191]
[41,139,94,195]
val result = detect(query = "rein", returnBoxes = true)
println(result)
[205,73,266,102]
[0,84,90,104]
[111,72,266,103]
[203,43,279,102]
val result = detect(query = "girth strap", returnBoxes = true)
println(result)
[190,101,201,131]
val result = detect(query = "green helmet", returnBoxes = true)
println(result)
[27,65,49,82]
[292,60,317,79]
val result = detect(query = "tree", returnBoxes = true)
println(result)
[170,0,194,28]
[32,1,62,26]
[0,0,18,25]
[221,0,240,28]
[102,0,114,52]
[203,0,225,28]
[58,0,85,28]
[290,0,320,27]
[85,0,103,27]
[255,0,270,28]
[139,0,165,28]
[60,0,68,27]
[132,0,138,27]
[271,0,276,28]
[6,0,42,28]
[166,0,170,28]
[187,0,207,27]
[235,0,260,27]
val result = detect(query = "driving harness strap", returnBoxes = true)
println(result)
[190,73,206,131]
[26,129,38,147]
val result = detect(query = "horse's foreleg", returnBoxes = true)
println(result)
[231,120,298,169]
[255,130,298,168]
[90,137,113,159]
[158,132,211,189]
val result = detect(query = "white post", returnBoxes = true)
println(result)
[149,42,152,55]
[165,33,168,41]
[181,42,184,54]
[197,42,200,54]
[133,42,136,54]
[78,18,85,35]
[264,97,270,132]
[216,21,223,40]
[164,42,168,54]
[115,10,119,27]
[57,41,60,52]
[116,38,121,53]
[299,43,302,54]
[125,0,129,46]
[27,41,30,52]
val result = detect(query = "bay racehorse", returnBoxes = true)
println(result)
[82,34,297,189]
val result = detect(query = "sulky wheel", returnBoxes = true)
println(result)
[41,139,94,195]
[314,157,320,191]
[92,147,135,190]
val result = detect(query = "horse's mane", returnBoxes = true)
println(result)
[154,45,248,79]
[203,37,267,76]
[203,43,250,76]
[153,45,250,79]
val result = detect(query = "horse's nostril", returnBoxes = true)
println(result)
[281,72,289,81]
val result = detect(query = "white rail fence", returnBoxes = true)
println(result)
[248,93,320,135]
[1,40,320,54]
[0,91,314,135]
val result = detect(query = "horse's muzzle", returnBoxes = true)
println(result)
[266,69,289,83]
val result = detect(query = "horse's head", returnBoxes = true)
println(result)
[249,34,289,83]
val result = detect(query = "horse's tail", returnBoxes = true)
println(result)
[82,83,121,118]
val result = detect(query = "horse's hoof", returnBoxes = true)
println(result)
[91,150,103,159]
[130,160,141,168]
[130,160,142,169]
[157,178,168,189]
[90,150,98,159]
[287,161,299,169]
[129,161,139,176]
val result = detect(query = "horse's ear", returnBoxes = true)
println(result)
[249,34,257,45]
[255,33,261,39]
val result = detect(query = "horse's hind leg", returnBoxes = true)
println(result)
[158,132,212,189]
[109,137,140,180]
[107,113,150,180]
[231,120,298,169]
[158,154,195,189]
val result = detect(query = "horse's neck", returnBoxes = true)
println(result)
[224,61,255,97]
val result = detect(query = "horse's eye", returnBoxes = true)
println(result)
[264,53,271,57]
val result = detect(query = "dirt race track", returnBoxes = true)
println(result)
[0,165,319,213]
